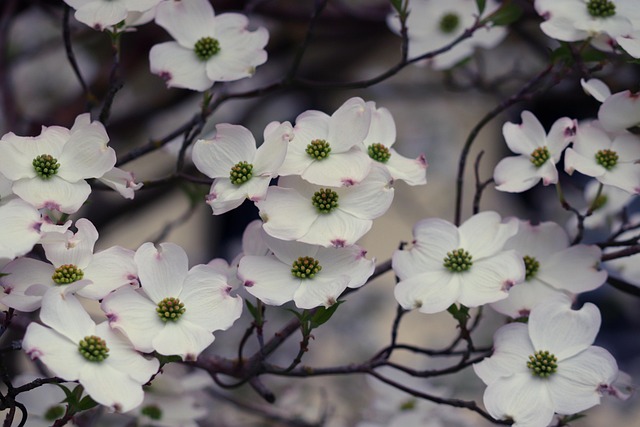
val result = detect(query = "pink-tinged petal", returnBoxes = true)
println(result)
[179,264,242,332]
[238,255,300,306]
[149,42,210,91]
[383,149,427,186]
[22,323,84,381]
[79,363,144,412]
[0,199,42,260]
[529,299,600,360]
[363,103,396,148]
[0,257,53,312]
[293,276,348,309]
[0,134,36,180]
[505,220,569,261]
[101,287,162,353]
[581,78,611,103]
[43,218,97,269]
[458,251,524,307]
[599,163,640,194]
[617,34,640,59]
[327,97,371,152]
[538,245,606,293]
[459,212,518,260]
[549,346,617,415]
[80,246,137,300]
[494,155,547,193]
[57,143,115,182]
[98,167,142,200]
[97,322,158,384]
[490,279,567,319]
[253,122,292,175]
[315,245,374,289]
[473,323,532,385]
[483,374,555,427]
[611,132,640,160]
[155,0,215,46]
[257,187,317,242]
[394,270,459,313]
[192,124,256,178]
[503,111,547,155]
[40,291,94,342]
[564,148,605,178]
[135,242,188,302]
[546,117,576,155]
[338,165,394,219]
[599,90,640,132]
[74,2,128,30]
[205,179,246,215]
[152,320,214,360]
[302,148,372,187]
[13,176,90,214]
[299,210,372,247]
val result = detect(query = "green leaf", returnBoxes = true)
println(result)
[310,302,343,329]
[447,304,470,323]
[581,49,607,63]
[78,395,99,411]
[390,0,403,13]
[245,299,259,320]
[550,43,572,64]
[155,353,182,365]
[488,3,523,26]
[476,0,487,15]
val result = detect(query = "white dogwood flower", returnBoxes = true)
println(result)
[63,0,161,30]
[149,0,268,91]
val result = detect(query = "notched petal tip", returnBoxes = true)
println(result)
[331,239,346,248]
[244,280,255,288]
[26,348,43,360]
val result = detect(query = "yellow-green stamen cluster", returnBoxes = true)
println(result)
[368,143,391,163]
[443,248,473,272]
[291,256,322,279]
[439,12,460,33]
[52,264,84,285]
[523,255,540,281]
[194,36,220,60]
[78,335,109,362]
[306,139,331,160]
[156,297,186,322]
[141,405,162,420]
[595,149,618,170]
[229,161,253,185]
[311,188,339,213]
[530,146,550,167]
[587,0,616,17]
[32,154,60,179]
[527,350,558,377]
[44,405,65,421]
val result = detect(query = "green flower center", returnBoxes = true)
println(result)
[368,143,391,163]
[587,0,616,17]
[530,146,550,167]
[141,405,162,420]
[52,264,84,285]
[523,255,540,281]
[439,12,460,33]
[306,139,331,160]
[194,36,220,61]
[595,149,618,170]
[78,335,109,362]
[291,256,322,279]
[156,297,186,322]
[527,350,558,377]
[443,248,473,272]
[44,405,65,421]
[229,161,254,185]
[311,188,339,213]
[32,154,60,179]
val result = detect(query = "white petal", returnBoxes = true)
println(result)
[0,134,38,180]
[135,242,189,302]
[79,363,144,412]
[58,119,115,181]
[494,155,548,193]
[564,148,605,178]
[528,299,601,360]
[315,245,374,289]
[149,42,210,91]
[298,210,372,247]
[179,264,242,332]
[538,245,606,293]
[617,34,640,59]
[205,179,247,215]
[338,165,394,219]
[0,198,41,260]
[262,232,318,265]
[292,276,348,309]
[383,149,427,186]
[459,212,518,260]
[154,0,215,46]
[253,122,291,175]
[257,187,317,241]
[238,255,300,306]
[192,124,256,178]
[301,148,372,187]
[394,270,459,313]
[43,218,98,269]
[0,257,53,312]
[74,2,128,30]
[97,167,142,199]
[13,176,91,214]
[80,246,137,300]
[473,323,532,385]
[546,117,576,156]
[206,27,269,81]
[458,251,524,307]
[490,280,568,319]
[152,320,214,360]
[363,103,396,147]
[327,97,371,152]
[40,290,94,343]
[22,323,84,381]
[581,78,611,103]
[505,220,569,260]
[503,111,547,155]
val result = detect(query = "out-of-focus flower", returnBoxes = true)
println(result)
[102,242,243,360]
[0,114,117,214]
[598,89,640,132]
[494,111,576,193]
[64,0,161,31]
[193,122,292,215]
[393,211,524,313]
[149,0,268,91]
[387,0,507,69]
[474,297,618,427]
